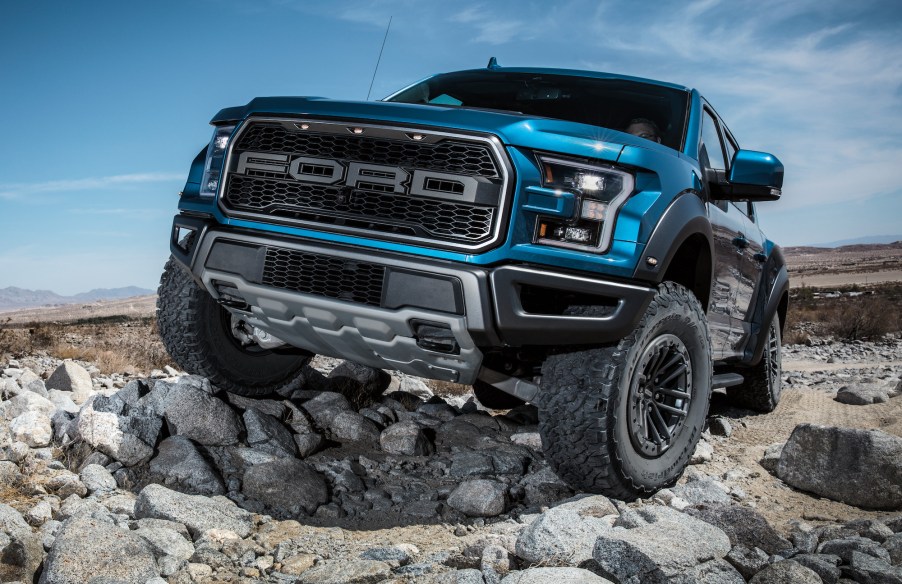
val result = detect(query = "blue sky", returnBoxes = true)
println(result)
[1,0,900,295]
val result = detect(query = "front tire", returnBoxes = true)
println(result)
[157,258,310,396]
[535,282,713,500]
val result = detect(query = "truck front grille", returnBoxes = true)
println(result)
[219,119,509,251]
[262,246,385,307]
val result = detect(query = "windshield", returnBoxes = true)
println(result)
[386,70,689,150]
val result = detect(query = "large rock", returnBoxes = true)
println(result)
[297,558,392,583]
[686,503,792,554]
[501,568,614,583]
[447,479,507,517]
[148,436,226,496]
[79,463,118,494]
[244,408,297,457]
[38,514,159,584]
[748,559,822,583]
[592,506,731,583]
[845,550,902,583]
[242,458,329,515]
[328,411,381,443]
[0,391,56,421]
[327,361,391,407]
[134,483,254,538]
[301,391,354,429]
[0,503,43,583]
[835,382,901,405]
[76,397,155,466]
[516,501,613,565]
[133,526,195,574]
[380,420,434,455]
[10,410,52,447]
[45,361,94,404]
[163,380,241,446]
[776,424,902,510]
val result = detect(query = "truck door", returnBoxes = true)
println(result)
[699,107,743,360]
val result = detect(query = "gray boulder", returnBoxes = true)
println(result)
[10,410,52,447]
[76,397,155,466]
[515,503,613,565]
[297,558,392,583]
[673,559,746,583]
[835,381,901,405]
[817,535,891,563]
[0,503,42,583]
[294,432,326,458]
[592,506,731,583]
[38,514,159,584]
[380,420,434,455]
[244,408,297,457]
[791,554,842,584]
[328,410,381,443]
[447,479,507,517]
[134,526,194,575]
[301,391,354,428]
[686,503,792,554]
[45,361,94,404]
[328,360,391,407]
[776,424,902,510]
[0,391,56,421]
[725,545,771,580]
[46,390,79,415]
[148,436,226,496]
[134,483,254,538]
[79,463,117,494]
[242,458,329,515]
[748,559,822,583]
[163,380,241,446]
[845,550,902,583]
[669,477,733,506]
[501,567,614,583]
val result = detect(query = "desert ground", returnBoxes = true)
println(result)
[1,244,900,583]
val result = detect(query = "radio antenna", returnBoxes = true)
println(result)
[366,16,393,101]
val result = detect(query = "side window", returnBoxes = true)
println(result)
[700,110,727,171]
[723,133,737,170]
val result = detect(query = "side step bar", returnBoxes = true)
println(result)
[712,372,745,388]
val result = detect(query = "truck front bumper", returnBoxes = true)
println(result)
[170,215,656,384]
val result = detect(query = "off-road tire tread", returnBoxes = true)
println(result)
[156,257,307,396]
[535,282,712,500]
[727,317,781,412]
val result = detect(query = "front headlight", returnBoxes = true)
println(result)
[534,155,635,253]
[199,124,236,198]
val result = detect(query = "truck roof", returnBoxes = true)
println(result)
[435,66,692,93]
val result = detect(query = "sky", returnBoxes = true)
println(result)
[1,0,901,295]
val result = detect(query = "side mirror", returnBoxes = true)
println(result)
[726,150,783,201]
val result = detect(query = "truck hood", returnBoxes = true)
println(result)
[212,97,672,163]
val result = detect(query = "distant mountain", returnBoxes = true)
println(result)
[807,234,902,248]
[784,240,902,256]
[0,286,155,311]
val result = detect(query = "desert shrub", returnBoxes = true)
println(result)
[829,297,896,341]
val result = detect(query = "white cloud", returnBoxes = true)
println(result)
[0,172,183,200]
[580,2,902,213]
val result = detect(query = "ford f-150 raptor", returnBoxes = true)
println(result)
[158,61,788,500]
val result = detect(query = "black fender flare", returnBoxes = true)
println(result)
[743,245,789,366]
[632,190,714,286]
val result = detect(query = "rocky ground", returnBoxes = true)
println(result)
[1,336,902,584]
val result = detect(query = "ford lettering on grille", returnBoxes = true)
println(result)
[219,119,509,250]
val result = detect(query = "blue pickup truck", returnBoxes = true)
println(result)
[158,62,788,500]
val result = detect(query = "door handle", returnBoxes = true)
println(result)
[732,235,749,250]
[753,252,767,263]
